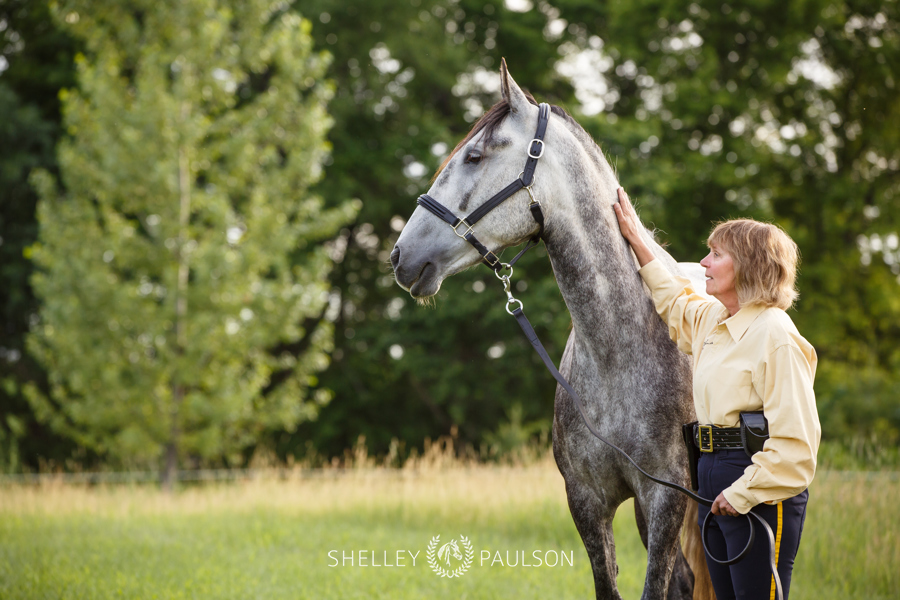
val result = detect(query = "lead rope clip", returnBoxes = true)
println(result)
[495,265,523,314]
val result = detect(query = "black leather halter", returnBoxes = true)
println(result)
[416,103,551,271]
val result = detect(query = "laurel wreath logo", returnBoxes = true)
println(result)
[426,534,474,578]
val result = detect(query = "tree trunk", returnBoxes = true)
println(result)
[162,124,192,494]
[161,439,178,492]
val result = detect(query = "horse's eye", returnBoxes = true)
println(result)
[464,151,483,164]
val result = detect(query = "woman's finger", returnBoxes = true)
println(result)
[617,187,629,210]
[615,189,638,232]
[613,203,633,237]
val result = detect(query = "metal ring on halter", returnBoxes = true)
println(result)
[519,171,537,189]
[452,219,474,239]
[494,264,513,280]
[505,298,524,315]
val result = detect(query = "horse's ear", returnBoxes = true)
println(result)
[500,58,530,114]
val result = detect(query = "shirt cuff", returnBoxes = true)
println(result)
[723,480,760,514]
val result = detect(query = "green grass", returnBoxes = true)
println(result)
[0,464,896,599]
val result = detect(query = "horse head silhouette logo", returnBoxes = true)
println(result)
[427,535,474,578]
[437,539,464,566]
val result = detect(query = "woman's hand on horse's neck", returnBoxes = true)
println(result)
[614,187,657,268]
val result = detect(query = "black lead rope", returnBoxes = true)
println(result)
[415,101,782,598]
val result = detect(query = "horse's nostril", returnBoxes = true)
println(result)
[390,245,401,270]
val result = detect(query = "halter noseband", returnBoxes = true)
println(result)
[416,103,551,272]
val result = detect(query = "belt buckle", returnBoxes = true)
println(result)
[698,425,714,453]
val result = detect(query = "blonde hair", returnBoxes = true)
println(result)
[707,219,800,310]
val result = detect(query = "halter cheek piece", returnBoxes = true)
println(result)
[416,103,551,272]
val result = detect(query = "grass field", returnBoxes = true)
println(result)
[0,459,897,599]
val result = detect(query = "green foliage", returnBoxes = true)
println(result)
[816,360,900,443]
[4,0,898,468]
[563,0,900,440]
[818,434,900,470]
[25,0,355,472]
[0,0,81,472]
[0,83,54,473]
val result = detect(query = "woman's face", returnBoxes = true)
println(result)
[700,243,737,303]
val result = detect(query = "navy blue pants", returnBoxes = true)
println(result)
[697,449,808,600]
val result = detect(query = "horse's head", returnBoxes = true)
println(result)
[391,61,552,299]
[438,539,463,565]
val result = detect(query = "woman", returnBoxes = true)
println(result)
[614,187,820,600]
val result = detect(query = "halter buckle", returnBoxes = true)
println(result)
[483,252,501,268]
[452,219,474,239]
[528,139,545,159]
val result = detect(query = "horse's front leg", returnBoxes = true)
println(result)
[563,476,623,600]
[634,495,694,600]
[634,483,692,600]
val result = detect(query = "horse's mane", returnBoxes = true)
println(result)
[432,93,578,183]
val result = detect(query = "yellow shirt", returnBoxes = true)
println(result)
[639,259,821,514]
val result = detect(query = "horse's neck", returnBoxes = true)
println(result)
[542,159,669,361]
[546,215,653,338]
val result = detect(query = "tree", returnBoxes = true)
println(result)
[25,0,354,486]
[0,0,80,472]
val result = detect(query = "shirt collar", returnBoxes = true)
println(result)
[721,303,766,342]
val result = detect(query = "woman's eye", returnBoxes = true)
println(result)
[465,151,482,164]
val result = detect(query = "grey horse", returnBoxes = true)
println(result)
[392,61,707,599]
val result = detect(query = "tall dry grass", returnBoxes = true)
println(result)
[0,433,563,521]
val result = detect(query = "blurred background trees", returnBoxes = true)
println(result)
[15,0,355,483]
[0,0,897,474]
[0,0,80,472]
[563,0,900,444]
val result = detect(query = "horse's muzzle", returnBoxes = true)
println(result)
[391,244,440,297]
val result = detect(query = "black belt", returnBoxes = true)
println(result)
[694,424,744,452]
